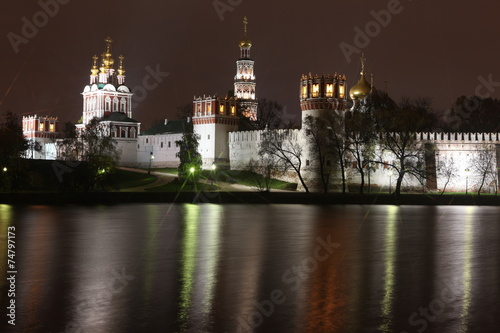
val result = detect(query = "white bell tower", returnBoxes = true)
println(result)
[234,17,258,121]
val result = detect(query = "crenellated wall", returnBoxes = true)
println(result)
[136,133,183,168]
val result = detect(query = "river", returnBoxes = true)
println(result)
[0,204,499,332]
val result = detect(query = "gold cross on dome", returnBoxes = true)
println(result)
[243,17,248,35]
[104,36,113,53]
[360,52,366,73]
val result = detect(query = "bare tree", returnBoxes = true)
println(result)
[176,103,193,121]
[303,115,333,193]
[240,98,298,131]
[259,129,309,193]
[246,155,282,192]
[375,106,428,196]
[471,144,497,195]
[437,155,458,194]
[345,110,376,194]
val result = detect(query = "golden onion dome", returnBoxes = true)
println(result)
[239,37,252,48]
[349,73,371,100]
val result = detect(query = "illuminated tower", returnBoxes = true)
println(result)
[192,94,240,168]
[78,37,140,165]
[81,37,134,126]
[234,17,258,121]
[299,72,348,192]
[300,72,347,120]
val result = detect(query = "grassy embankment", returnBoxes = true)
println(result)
[145,168,296,191]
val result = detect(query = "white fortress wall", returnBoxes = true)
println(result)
[346,132,500,193]
[229,130,263,170]
[423,132,499,193]
[136,133,182,168]
[115,139,140,166]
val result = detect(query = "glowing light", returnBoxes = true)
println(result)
[312,83,320,97]
[460,206,475,329]
[379,205,398,332]
[326,84,334,97]
[190,167,195,173]
[339,84,345,98]
[2,167,6,172]
[178,204,200,330]
[211,164,216,170]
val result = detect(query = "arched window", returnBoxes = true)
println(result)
[130,127,136,139]
[338,84,345,98]
[312,84,320,97]
[121,127,128,138]
[326,84,334,97]
[105,97,111,111]
[111,126,117,138]
[113,98,118,111]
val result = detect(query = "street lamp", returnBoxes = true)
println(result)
[148,152,155,174]
[465,168,470,194]
[2,167,6,172]
[210,164,217,186]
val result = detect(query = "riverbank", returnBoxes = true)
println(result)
[1,192,499,206]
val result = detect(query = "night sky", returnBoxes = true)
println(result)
[1,0,499,129]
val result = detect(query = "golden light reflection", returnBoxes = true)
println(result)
[379,205,398,333]
[200,205,222,316]
[178,204,200,330]
[460,206,474,332]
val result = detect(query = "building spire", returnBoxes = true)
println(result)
[89,54,99,84]
[91,55,99,75]
[101,36,115,71]
[239,16,252,58]
[243,16,248,38]
[105,36,112,55]
[360,52,366,76]
[118,55,125,75]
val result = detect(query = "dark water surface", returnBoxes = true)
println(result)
[1,204,499,332]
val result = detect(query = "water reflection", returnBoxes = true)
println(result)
[379,205,398,332]
[460,206,474,333]
[176,204,224,332]
[177,204,200,331]
[2,204,500,333]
